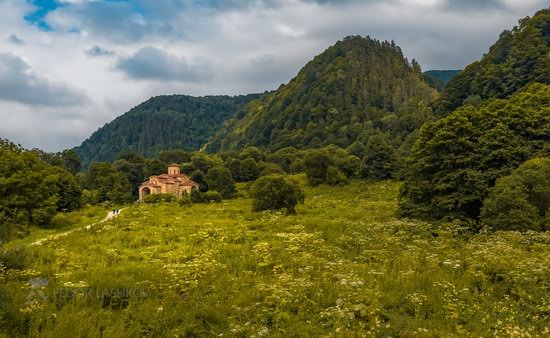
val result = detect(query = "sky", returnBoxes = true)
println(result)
[0,0,548,152]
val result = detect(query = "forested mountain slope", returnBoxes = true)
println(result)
[434,8,550,116]
[207,35,437,152]
[423,70,461,90]
[75,94,260,168]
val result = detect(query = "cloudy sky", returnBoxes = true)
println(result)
[0,0,547,151]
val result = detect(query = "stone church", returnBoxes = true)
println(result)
[139,163,200,200]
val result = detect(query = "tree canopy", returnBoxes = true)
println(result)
[399,83,550,220]
[481,157,550,231]
[75,94,260,169]
[434,9,550,116]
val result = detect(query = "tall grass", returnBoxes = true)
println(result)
[1,180,549,336]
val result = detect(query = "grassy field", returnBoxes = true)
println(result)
[2,206,109,250]
[1,179,550,337]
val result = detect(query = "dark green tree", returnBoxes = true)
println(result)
[81,162,132,204]
[205,166,236,198]
[303,150,333,186]
[240,158,260,181]
[399,84,550,220]
[481,157,550,231]
[360,136,400,179]
[250,175,305,214]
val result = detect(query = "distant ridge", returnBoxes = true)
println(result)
[75,94,260,168]
[423,70,461,90]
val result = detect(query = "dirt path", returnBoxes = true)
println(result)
[30,209,124,246]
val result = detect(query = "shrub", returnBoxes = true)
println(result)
[481,157,550,231]
[326,166,348,185]
[203,191,222,203]
[178,194,192,207]
[250,175,305,214]
[143,194,176,204]
[190,189,204,203]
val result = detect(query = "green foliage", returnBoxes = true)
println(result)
[435,9,550,115]
[203,191,222,203]
[158,149,192,165]
[178,194,192,207]
[481,157,550,231]
[205,166,236,198]
[190,169,207,192]
[325,166,348,185]
[190,189,204,203]
[81,162,133,204]
[303,150,333,186]
[0,139,84,241]
[208,36,436,153]
[250,175,305,214]
[359,135,400,179]
[400,84,550,220]
[75,94,260,168]
[142,193,176,204]
[239,158,260,181]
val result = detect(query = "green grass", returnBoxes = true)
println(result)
[1,180,550,337]
[2,206,109,250]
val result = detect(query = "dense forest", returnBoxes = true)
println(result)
[75,94,260,168]
[207,36,437,153]
[434,8,550,116]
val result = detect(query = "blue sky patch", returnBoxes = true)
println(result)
[24,0,61,30]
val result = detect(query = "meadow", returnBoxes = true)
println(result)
[1,179,549,337]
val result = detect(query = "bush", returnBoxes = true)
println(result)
[0,247,29,270]
[178,194,191,206]
[203,191,222,203]
[250,175,305,214]
[190,189,204,203]
[143,194,176,204]
[326,166,348,185]
[481,157,550,231]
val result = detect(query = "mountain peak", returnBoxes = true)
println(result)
[207,36,436,152]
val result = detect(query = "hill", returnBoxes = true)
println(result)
[207,36,437,152]
[75,94,260,168]
[423,70,461,90]
[434,8,550,116]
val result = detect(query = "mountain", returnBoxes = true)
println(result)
[434,8,550,116]
[423,70,461,90]
[75,94,260,168]
[207,35,437,152]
